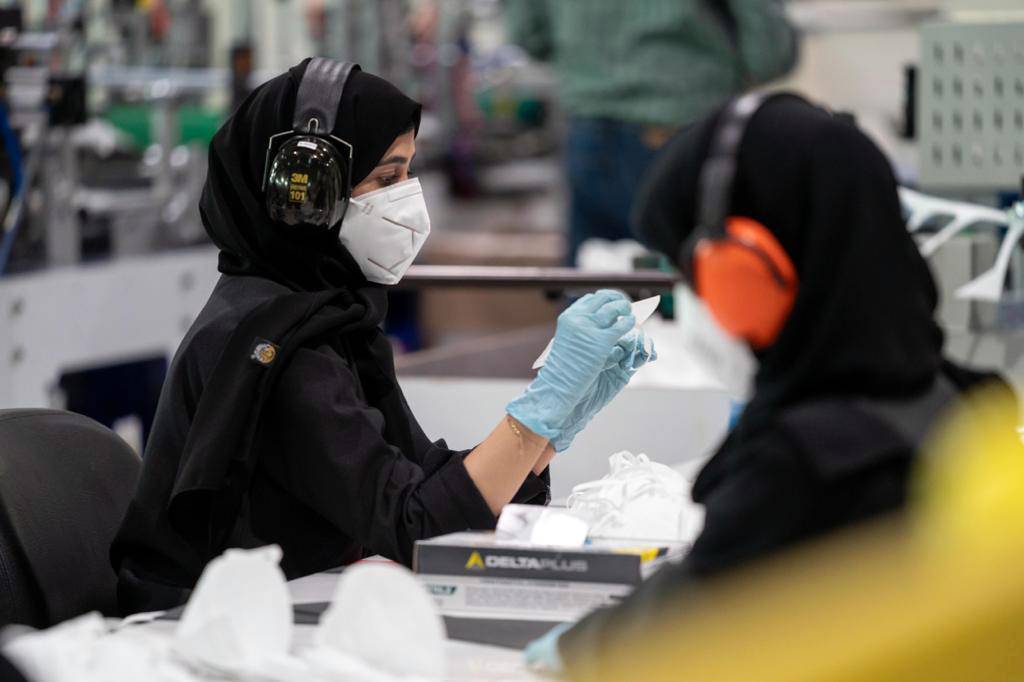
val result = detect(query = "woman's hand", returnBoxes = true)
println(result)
[465,291,635,517]
[550,330,656,452]
[506,290,635,440]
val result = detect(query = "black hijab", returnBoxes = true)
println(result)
[633,93,946,438]
[200,58,422,292]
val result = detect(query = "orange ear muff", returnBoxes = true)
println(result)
[693,216,798,350]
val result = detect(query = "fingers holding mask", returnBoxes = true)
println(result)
[548,331,657,453]
[508,290,658,442]
[509,290,635,439]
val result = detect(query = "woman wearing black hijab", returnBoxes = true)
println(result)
[111,59,651,613]
[526,93,1013,674]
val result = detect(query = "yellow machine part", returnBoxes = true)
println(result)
[574,385,1024,682]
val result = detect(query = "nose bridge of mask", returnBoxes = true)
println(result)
[351,177,421,209]
[354,180,428,234]
[385,176,424,203]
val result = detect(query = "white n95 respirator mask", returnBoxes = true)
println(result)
[675,284,758,400]
[338,177,431,285]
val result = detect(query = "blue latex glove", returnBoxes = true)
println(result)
[523,622,573,674]
[549,330,657,452]
[507,290,635,440]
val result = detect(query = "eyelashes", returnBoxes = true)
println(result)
[377,168,415,188]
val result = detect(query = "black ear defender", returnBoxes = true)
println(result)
[262,58,359,230]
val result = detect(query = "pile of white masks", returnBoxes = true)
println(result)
[495,504,589,547]
[567,451,704,544]
[2,546,444,682]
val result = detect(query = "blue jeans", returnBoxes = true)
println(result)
[565,118,666,265]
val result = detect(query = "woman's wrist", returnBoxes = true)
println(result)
[505,414,548,449]
[506,390,564,441]
[507,415,554,476]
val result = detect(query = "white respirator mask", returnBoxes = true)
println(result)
[338,177,431,285]
[675,284,758,400]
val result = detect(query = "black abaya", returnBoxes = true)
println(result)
[557,94,1011,672]
[111,61,549,614]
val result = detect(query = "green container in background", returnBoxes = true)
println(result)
[103,104,224,149]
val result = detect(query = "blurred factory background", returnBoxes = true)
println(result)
[0,0,1023,492]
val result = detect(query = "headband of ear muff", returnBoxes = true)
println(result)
[263,58,359,231]
[293,58,354,134]
[681,92,799,350]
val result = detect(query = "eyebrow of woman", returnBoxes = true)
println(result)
[376,153,414,167]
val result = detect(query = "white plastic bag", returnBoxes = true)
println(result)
[568,451,704,543]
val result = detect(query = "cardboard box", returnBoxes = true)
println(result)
[413,531,685,621]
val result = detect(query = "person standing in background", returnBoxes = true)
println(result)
[505,0,799,265]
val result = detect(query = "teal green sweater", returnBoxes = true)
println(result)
[505,0,798,126]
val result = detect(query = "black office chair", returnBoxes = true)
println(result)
[0,409,141,627]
